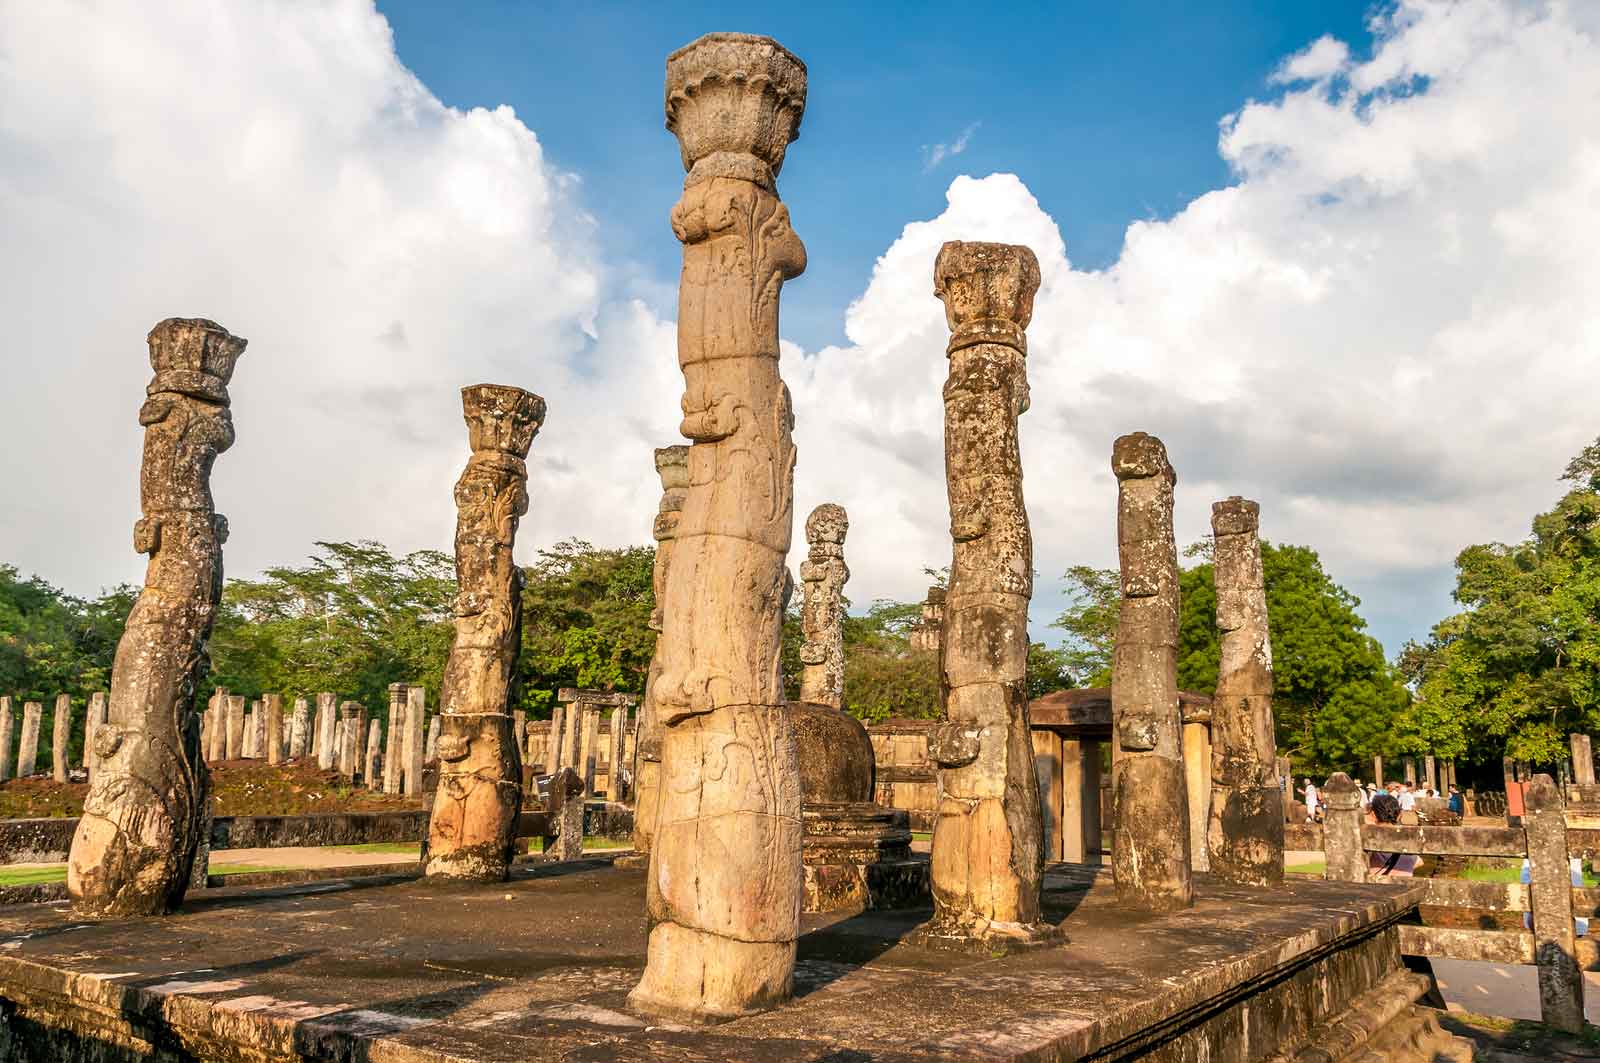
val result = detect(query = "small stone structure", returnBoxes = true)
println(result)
[798,504,848,708]
[916,240,1053,953]
[630,31,808,1025]
[907,586,944,654]
[1206,497,1284,886]
[1110,432,1193,912]
[67,317,245,918]
[427,384,544,881]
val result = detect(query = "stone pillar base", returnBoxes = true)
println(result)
[904,914,1064,957]
[801,802,927,913]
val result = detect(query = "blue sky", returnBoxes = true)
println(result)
[381,1,1375,350]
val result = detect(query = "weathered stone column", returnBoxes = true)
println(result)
[51,694,72,783]
[225,695,244,760]
[916,240,1053,951]
[0,697,15,782]
[1321,773,1365,883]
[629,32,807,1024]
[426,713,440,760]
[384,684,406,794]
[289,697,310,759]
[1570,734,1594,786]
[1206,497,1283,886]
[1110,432,1193,912]
[548,767,585,862]
[1372,754,1383,787]
[581,709,601,797]
[1525,773,1583,1031]
[316,692,337,770]
[608,706,628,801]
[338,702,360,778]
[545,705,565,775]
[798,504,849,709]
[17,702,42,777]
[67,318,243,917]
[628,445,689,865]
[1182,719,1210,873]
[1404,756,1416,785]
[264,694,283,766]
[425,384,542,882]
[407,686,426,796]
[364,720,383,788]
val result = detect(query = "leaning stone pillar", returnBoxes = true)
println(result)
[17,702,41,778]
[629,32,807,1024]
[52,694,72,783]
[0,697,15,782]
[426,385,542,881]
[627,445,689,866]
[68,317,243,917]
[798,504,849,709]
[1206,497,1283,886]
[916,240,1053,950]
[1110,432,1193,912]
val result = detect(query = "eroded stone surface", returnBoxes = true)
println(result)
[917,240,1052,951]
[425,385,544,882]
[630,32,807,1026]
[66,317,245,918]
[1110,432,1194,912]
[798,504,848,709]
[1206,497,1284,886]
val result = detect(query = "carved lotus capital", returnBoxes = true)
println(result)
[146,318,246,404]
[933,241,1041,355]
[665,32,806,189]
[461,384,545,458]
[654,445,690,490]
[804,503,848,547]
[1112,432,1176,486]
[1212,496,1259,537]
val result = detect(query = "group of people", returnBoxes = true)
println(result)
[1294,777,1465,824]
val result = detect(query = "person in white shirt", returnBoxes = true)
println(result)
[1397,783,1417,812]
[1300,778,1320,822]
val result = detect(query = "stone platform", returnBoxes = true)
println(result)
[0,858,1463,1061]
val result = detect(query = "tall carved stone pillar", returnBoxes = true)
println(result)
[425,384,543,882]
[1110,432,1193,912]
[629,32,807,1025]
[798,504,849,709]
[67,317,244,918]
[624,446,689,869]
[914,241,1053,952]
[1206,497,1283,886]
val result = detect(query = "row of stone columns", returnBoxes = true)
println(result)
[0,693,113,783]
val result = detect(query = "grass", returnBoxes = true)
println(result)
[0,866,65,886]
[1285,860,1326,875]
[1453,858,1599,886]
[525,836,632,854]
[211,864,299,876]
[327,842,419,855]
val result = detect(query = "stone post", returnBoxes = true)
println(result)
[264,694,283,766]
[609,706,628,801]
[407,685,426,796]
[547,767,585,862]
[52,694,72,783]
[629,32,807,1025]
[425,385,542,881]
[545,705,565,775]
[1424,753,1437,792]
[798,504,849,709]
[67,318,243,918]
[426,714,440,759]
[1524,774,1583,1032]
[513,710,527,754]
[364,720,383,788]
[630,445,688,861]
[1182,720,1210,873]
[1570,734,1594,787]
[1404,756,1416,785]
[225,695,244,760]
[339,702,360,779]
[384,684,405,794]
[18,702,42,778]
[316,692,337,770]
[0,696,15,782]
[581,708,601,798]
[289,697,310,759]
[1372,754,1383,787]
[915,240,1052,951]
[1321,773,1365,883]
[1206,497,1283,886]
[246,702,261,758]
[1110,432,1193,912]
[561,699,581,770]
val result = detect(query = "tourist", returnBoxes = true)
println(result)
[1353,778,1370,809]
[1300,777,1320,822]
[1397,782,1417,812]
[1447,785,1465,816]
[1365,794,1417,877]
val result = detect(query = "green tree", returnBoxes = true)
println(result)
[1052,565,1120,685]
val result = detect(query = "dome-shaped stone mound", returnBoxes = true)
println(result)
[789,701,874,805]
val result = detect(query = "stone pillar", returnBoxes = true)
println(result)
[17,702,42,778]
[338,702,360,778]
[67,318,244,918]
[51,694,72,783]
[426,714,440,759]
[1182,720,1210,873]
[87,692,110,777]
[426,385,542,882]
[1372,754,1383,787]
[1570,735,1594,786]
[364,719,383,788]
[909,586,946,653]
[548,767,585,862]
[561,699,581,770]
[1404,756,1416,785]
[384,684,405,794]
[1032,729,1065,862]
[1206,497,1283,887]
[1424,753,1437,792]
[264,694,283,766]
[0,696,15,782]
[609,706,629,801]
[225,695,245,760]
[1110,432,1192,912]
[1321,773,1365,882]
[545,705,565,775]
[798,504,849,709]
[915,240,1052,952]
[316,692,337,770]
[630,445,688,862]
[630,32,808,1026]
[406,685,426,796]
[1524,774,1583,1032]
[288,697,310,759]
[246,702,262,758]
[580,708,601,798]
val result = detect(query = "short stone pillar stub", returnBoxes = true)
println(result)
[1321,773,1366,883]
[1524,774,1584,1032]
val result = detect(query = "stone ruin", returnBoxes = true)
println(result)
[425,384,545,882]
